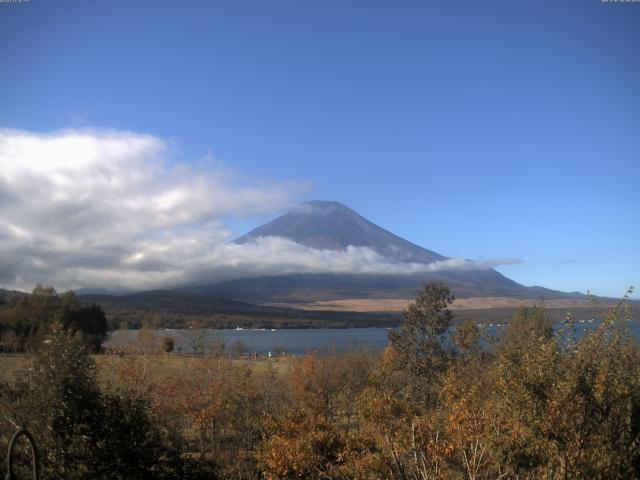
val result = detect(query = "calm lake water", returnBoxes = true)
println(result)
[105,320,640,356]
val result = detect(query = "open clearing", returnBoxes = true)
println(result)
[0,354,292,383]
[268,296,617,313]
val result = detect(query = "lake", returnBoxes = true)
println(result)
[105,319,640,356]
[107,327,391,355]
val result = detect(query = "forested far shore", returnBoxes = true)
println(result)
[94,304,633,331]
[0,286,401,337]
[2,286,633,340]
[0,285,108,353]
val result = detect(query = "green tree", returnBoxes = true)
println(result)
[16,321,104,479]
[5,321,187,479]
[61,301,108,353]
[388,281,454,406]
[0,286,107,353]
[501,305,553,350]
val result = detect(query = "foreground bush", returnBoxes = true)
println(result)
[0,321,217,480]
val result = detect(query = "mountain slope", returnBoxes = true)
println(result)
[192,200,582,303]
[236,200,444,264]
[190,271,573,304]
[0,288,27,301]
[78,290,399,327]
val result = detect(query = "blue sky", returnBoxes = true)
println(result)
[0,0,638,297]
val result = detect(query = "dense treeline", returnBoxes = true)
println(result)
[86,303,621,331]
[0,285,108,353]
[1,282,639,479]
[78,290,403,328]
[103,308,399,331]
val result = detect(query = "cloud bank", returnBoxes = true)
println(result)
[0,128,521,292]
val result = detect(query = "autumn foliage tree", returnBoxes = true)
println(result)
[256,353,344,479]
[489,299,640,478]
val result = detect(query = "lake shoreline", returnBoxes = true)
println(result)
[105,320,640,356]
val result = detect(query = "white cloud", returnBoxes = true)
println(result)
[423,257,523,272]
[0,128,307,290]
[0,128,521,292]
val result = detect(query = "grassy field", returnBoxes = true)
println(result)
[0,353,293,384]
[270,296,626,313]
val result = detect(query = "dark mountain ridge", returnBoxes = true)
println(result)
[189,271,579,304]
[77,289,399,328]
[0,288,28,301]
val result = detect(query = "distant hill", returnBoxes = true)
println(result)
[78,290,400,328]
[193,200,584,303]
[187,272,578,304]
[77,289,626,330]
[0,288,27,301]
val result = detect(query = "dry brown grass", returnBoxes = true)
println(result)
[0,353,292,383]
[269,296,615,312]
[0,354,30,380]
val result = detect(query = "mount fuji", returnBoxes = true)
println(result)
[187,201,580,304]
